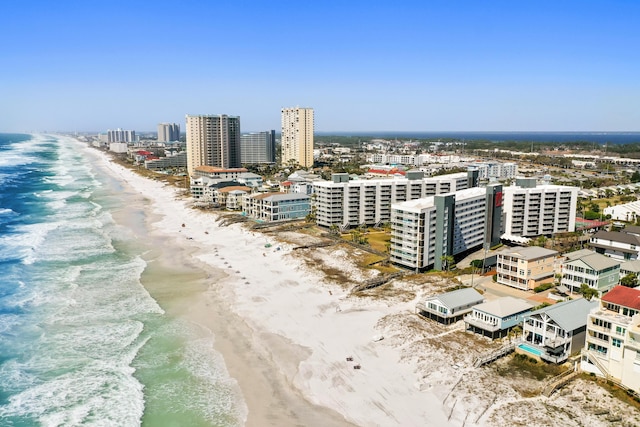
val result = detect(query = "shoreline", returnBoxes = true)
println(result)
[91,147,362,425]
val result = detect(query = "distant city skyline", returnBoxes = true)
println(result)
[1,1,638,133]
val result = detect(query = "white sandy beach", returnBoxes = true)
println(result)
[89,144,640,427]
[91,150,453,426]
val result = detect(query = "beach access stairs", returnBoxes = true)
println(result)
[473,339,520,368]
[542,367,580,397]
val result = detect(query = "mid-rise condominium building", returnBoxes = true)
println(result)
[244,192,311,222]
[281,107,314,168]
[581,285,640,394]
[502,177,578,239]
[240,130,276,164]
[313,170,479,230]
[389,183,503,271]
[157,123,180,142]
[185,114,241,176]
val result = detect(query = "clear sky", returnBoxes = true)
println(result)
[1,0,638,133]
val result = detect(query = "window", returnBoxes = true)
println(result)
[612,338,622,348]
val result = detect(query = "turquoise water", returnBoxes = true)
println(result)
[518,343,542,356]
[0,134,245,426]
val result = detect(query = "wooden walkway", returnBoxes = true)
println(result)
[473,341,519,368]
[542,369,579,397]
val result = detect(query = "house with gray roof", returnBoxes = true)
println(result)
[464,297,534,339]
[619,260,640,284]
[416,288,484,325]
[589,230,640,261]
[560,250,621,295]
[520,298,598,363]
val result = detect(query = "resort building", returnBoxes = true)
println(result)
[191,166,248,180]
[240,130,276,164]
[416,288,485,325]
[560,250,621,295]
[581,286,640,394]
[496,246,559,291]
[281,107,314,168]
[464,297,533,339]
[157,123,180,142]
[589,229,640,261]
[185,114,242,176]
[502,178,578,240]
[313,170,478,230]
[244,192,311,222]
[520,298,598,363]
[389,183,502,271]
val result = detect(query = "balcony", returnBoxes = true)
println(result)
[544,335,570,349]
[539,351,568,364]
[464,315,501,332]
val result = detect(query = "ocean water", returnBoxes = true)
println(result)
[0,134,244,426]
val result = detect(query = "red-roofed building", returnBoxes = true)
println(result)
[366,168,406,177]
[192,166,248,179]
[582,285,640,393]
[602,286,640,312]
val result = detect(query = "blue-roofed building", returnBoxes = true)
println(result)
[520,298,598,363]
[416,288,485,325]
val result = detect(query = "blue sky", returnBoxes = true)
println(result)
[1,0,638,133]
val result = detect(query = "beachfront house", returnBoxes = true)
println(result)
[416,288,485,325]
[244,192,310,222]
[496,246,558,291]
[464,297,533,339]
[560,250,621,295]
[581,286,640,393]
[520,298,598,363]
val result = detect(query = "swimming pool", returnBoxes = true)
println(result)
[518,343,542,356]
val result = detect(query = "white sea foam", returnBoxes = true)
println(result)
[0,221,61,264]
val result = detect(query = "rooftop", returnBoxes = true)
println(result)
[601,285,640,311]
[473,297,533,318]
[425,287,484,309]
[529,298,598,332]
[499,246,558,261]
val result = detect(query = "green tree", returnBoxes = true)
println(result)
[579,284,599,300]
[441,255,455,272]
[620,273,638,288]
[632,171,640,183]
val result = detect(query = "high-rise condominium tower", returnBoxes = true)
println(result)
[185,114,241,176]
[281,107,314,168]
[157,123,180,142]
